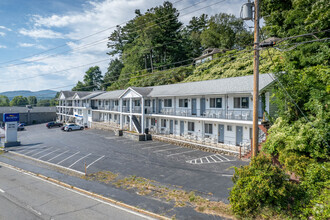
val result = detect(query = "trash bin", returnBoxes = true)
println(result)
[144,128,149,134]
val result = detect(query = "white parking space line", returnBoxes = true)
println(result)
[0,188,4,193]
[24,148,41,155]
[141,144,171,150]
[153,147,182,153]
[166,149,199,157]
[68,153,91,168]
[57,151,80,165]
[31,147,51,157]
[213,155,224,161]
[86,155,105,169]
[217,154,231,161]
[47,150,70,162]
[209,156,217,162]
[187,154,234,164]
[38,150,60,159]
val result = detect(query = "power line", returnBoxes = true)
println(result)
[0,47,252,85]
[0,0,185,66]
[0,0,215,68]
[2,49,254,105]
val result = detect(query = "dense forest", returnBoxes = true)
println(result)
[71,0,329,219]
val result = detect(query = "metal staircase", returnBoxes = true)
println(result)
[131,115,141,133]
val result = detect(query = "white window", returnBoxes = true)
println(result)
[234,97,249,109]
[205,123,213,134]
[114,100,119,106]
[210,98,222,108]
[151,118,156,126]
[105,101,109,105]
[123,100,127,106]
[161,119,166,128]
[227,125,232,131]
[164,99,172,107]
[88,110,91,114]
[179,99,188,108]
[109,114,112,119]
[188,122,195,132]
[114,114,117,120]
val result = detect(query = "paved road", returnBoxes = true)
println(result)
[0,164,152,220]
[10,124,248,201]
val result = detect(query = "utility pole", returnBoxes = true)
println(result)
[252,0,260,157]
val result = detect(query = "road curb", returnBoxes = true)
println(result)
[0,160,169,220]
[7,150,85,176]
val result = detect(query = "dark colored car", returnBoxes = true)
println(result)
[17,123,25,131]
[46,122,63,128]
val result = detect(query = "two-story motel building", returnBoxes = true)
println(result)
[57,74,276,149]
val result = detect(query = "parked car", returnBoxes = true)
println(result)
[17,123,25,131]
[63,124,84,132]
[46,122,63,128]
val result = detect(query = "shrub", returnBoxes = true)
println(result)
[229,154,302,218]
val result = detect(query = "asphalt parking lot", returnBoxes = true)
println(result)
[7,124,248,202]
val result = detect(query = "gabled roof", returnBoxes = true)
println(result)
[60,91,76,99]
[194,48,224,61]
[72,91,93,100]
[81,91,105,100]
[91,90,124,100]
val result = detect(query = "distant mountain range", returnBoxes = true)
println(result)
[0,90,58,100]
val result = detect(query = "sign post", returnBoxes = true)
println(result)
[1,113,21,147]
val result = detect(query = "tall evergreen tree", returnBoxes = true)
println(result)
[72,66,103,91]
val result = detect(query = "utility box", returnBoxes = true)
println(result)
[241,2,254,20]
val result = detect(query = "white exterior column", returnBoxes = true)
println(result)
[119,98,123,129]
[141,97,145,134]
[129,98,133,131]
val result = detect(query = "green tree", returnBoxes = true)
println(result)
[0,95,10,106]
[200,13,253,49]
[36,99,50,107]
[10,96,28,106]
[104,59,124,89]
[261,0,330,38]
[27,96,37,106]
[182,14,209,58]
[72,66,103,91]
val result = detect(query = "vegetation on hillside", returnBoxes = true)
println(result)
[69,1,329,218]
[229,0,329,219]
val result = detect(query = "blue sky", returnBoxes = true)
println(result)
[0,0,248,93]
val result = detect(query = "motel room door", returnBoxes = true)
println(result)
[180,121,184,136]
[218,124,224,143]
[170,120,174,134]
[236,126,243,146]
[191,98,197,115]
[200,98,206,116]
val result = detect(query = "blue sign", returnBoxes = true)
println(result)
[3,113,19,122]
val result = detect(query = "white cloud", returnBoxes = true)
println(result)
[0,26,12,31]
[19,43,35,47]
[0,45,7,49]
[0,32,5,37]
[18,43,47,50]
[0,0,244,92]
[19,28,64,39]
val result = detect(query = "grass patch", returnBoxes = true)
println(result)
[84,171,118,184]
[84,171,234,218]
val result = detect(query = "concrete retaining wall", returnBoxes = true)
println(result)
[152,135,240,157]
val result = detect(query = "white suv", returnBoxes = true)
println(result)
[63,124,84,132]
